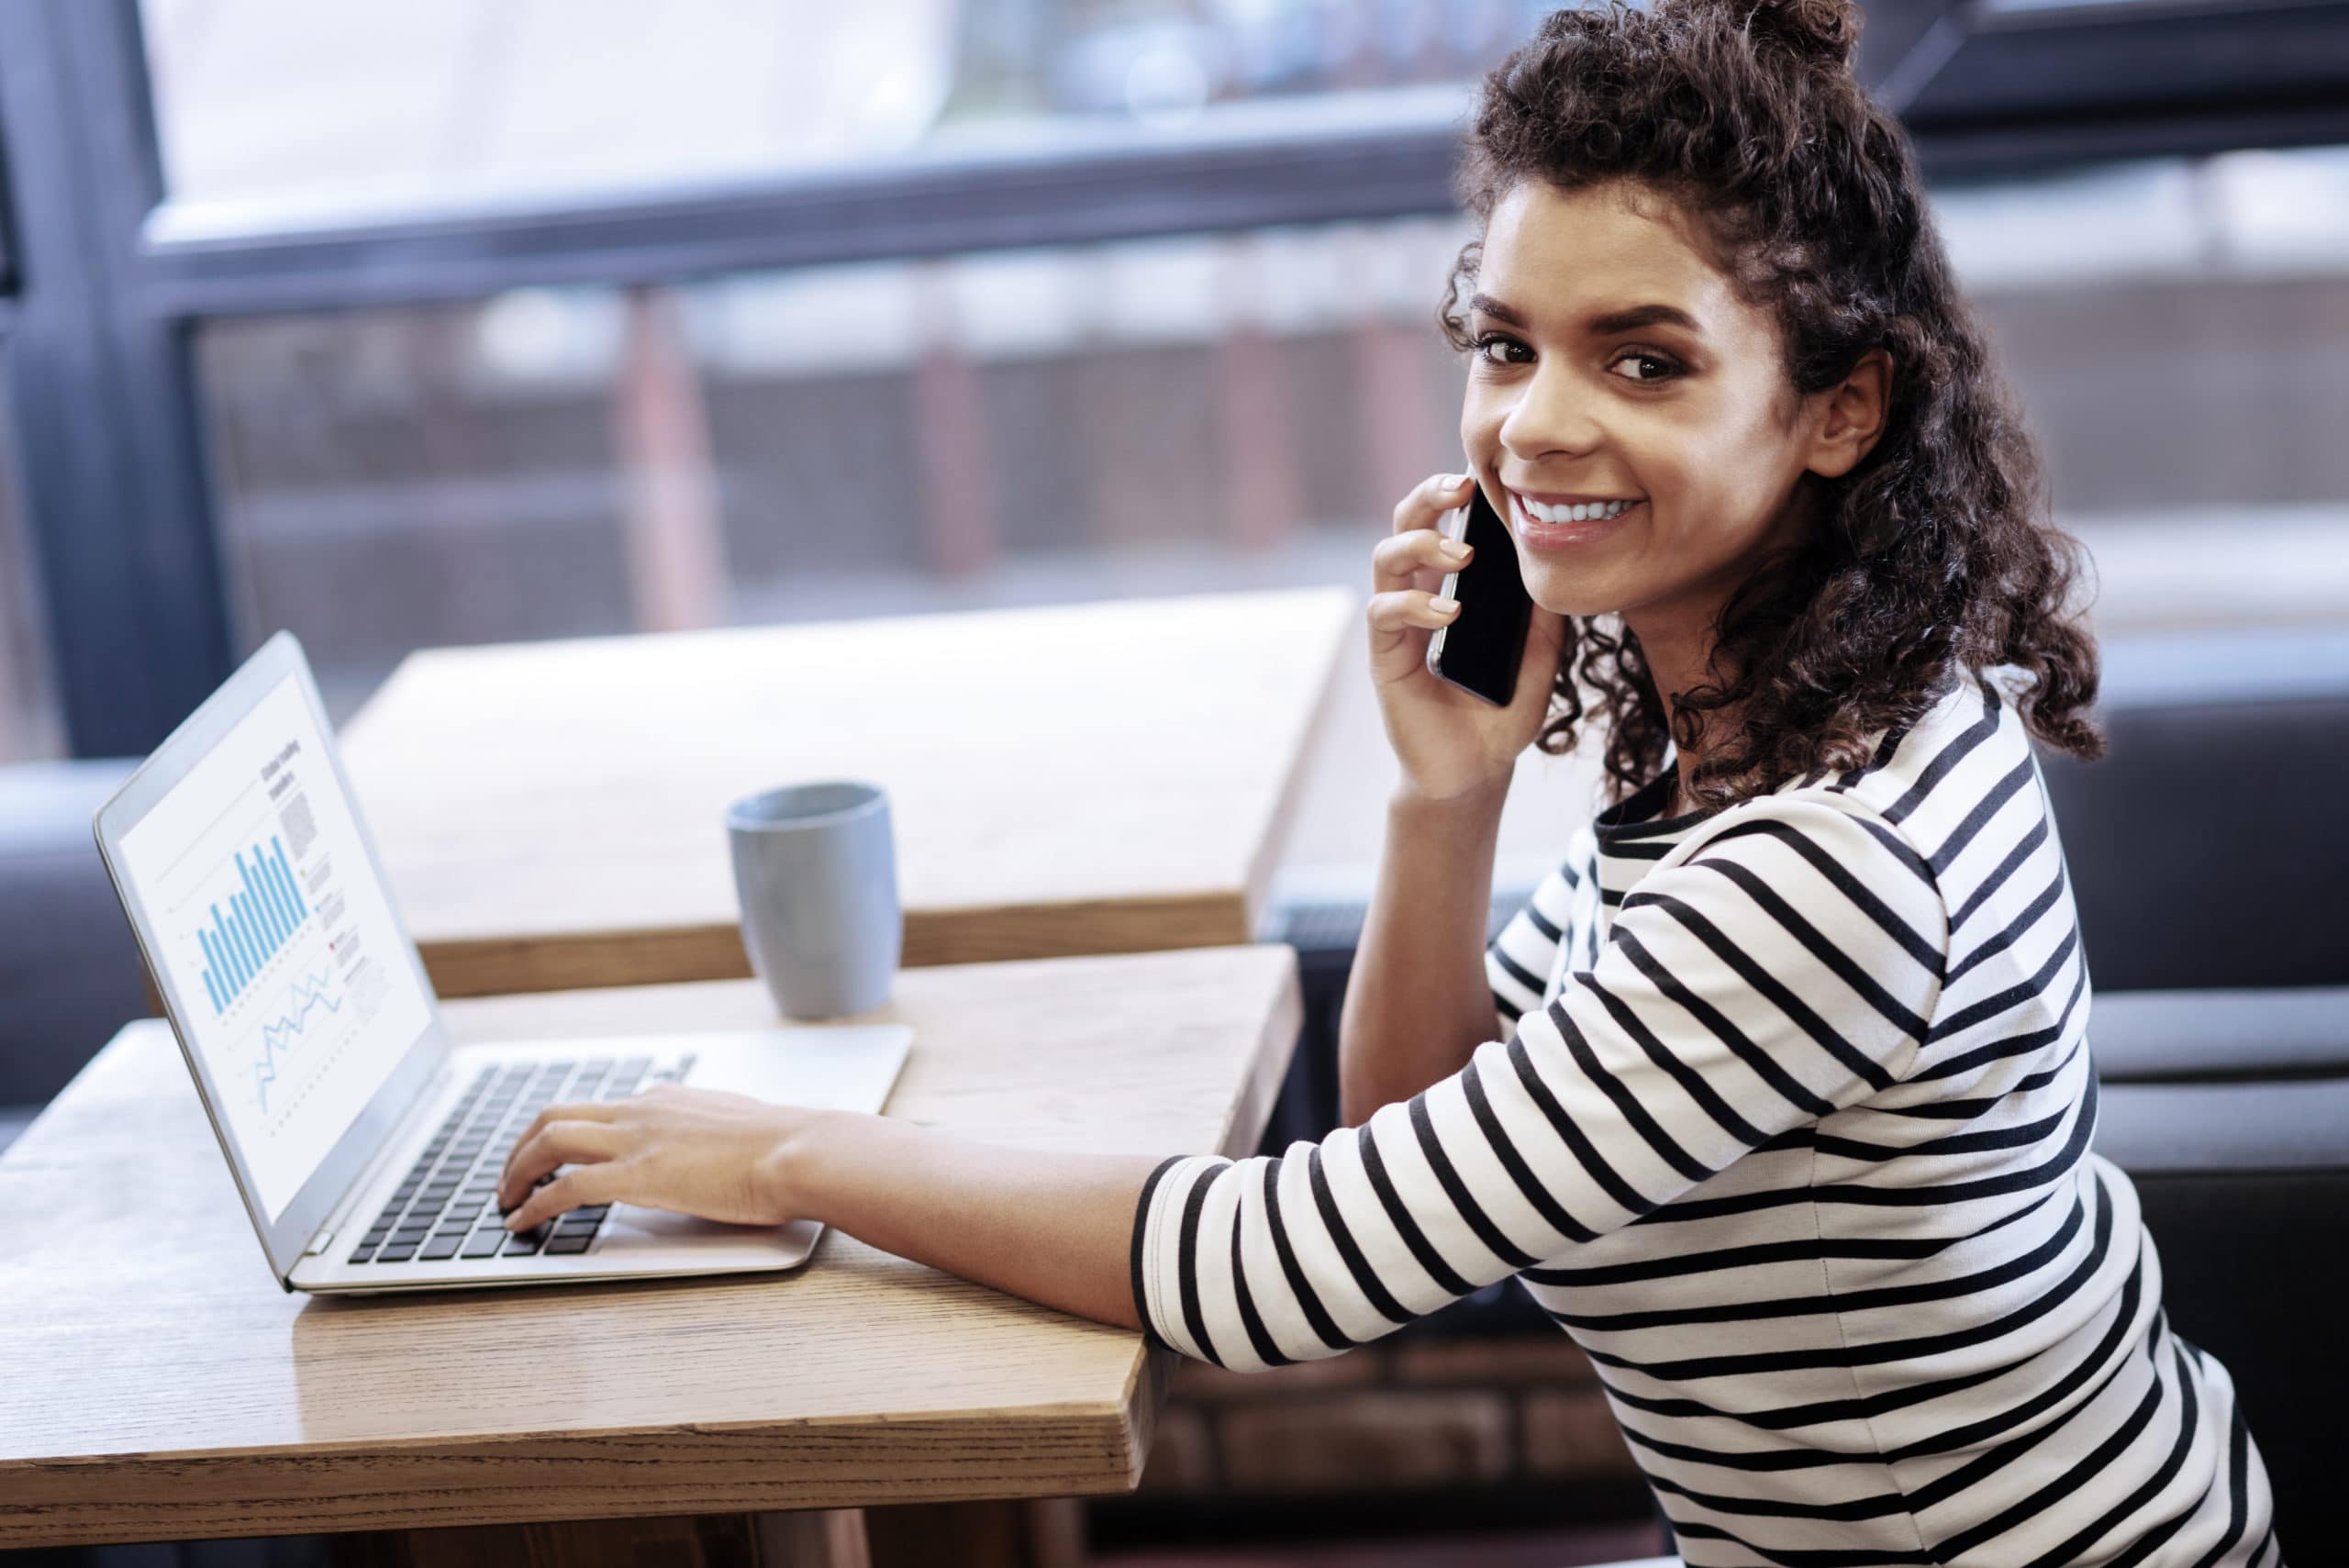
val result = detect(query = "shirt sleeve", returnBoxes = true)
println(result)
[1130,793,1948,1371]
[1485,828,1594,1038]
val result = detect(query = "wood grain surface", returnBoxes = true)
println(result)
[0,943,1298,1546]
[335,588,1353,996]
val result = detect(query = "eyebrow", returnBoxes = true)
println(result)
[1469,294,1704,337]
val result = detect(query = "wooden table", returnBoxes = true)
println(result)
[0,943,1301,1564]
[337,588,1354,997]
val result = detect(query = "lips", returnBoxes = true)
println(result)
[1507,489,1644,547]
[1507,484,1644,519]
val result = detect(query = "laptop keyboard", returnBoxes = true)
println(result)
[346,1052,693,1265]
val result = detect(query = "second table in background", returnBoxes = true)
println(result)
[339,586,1354,997]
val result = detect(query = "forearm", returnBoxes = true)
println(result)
[773,1109,1163,1332]
[1336,781,1509,1126]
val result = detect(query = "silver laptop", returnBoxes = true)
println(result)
[92,629,911,1296]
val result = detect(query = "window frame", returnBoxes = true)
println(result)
[2,0,2344,755]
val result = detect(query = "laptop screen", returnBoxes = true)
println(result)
[115,671,434,1222]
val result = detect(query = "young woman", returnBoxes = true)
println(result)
[496,0,2282,1560]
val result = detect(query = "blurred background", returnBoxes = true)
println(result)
[2,1,2346,1564]
[3,0,2347,885]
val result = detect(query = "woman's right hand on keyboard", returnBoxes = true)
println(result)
[1368,472,1567,806]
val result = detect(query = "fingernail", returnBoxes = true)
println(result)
[1449,473,1475,489]
[1442,540,1471,559]
[1431,596,1459,614]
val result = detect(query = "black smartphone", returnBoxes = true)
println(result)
[1425,481,1533,707]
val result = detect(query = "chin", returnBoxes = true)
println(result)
[1520,556,1631,621]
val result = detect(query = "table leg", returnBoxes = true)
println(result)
[328,1508,871,1567]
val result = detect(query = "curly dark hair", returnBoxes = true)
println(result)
[1439,0,2104,810]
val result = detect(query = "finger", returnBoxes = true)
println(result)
[503,1163,623,1233]
[1390,471,1477,536]
[1372,584,1456,638]
[1371,527,1474,592]
[498,1119,625,1207]
[499,1100,618,1190]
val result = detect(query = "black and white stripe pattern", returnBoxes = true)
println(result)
[1132,666,2280,1565]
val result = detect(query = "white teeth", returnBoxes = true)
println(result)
[1516,494,1637,524]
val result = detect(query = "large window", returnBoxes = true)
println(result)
[140,0,1562,217]
[1934,143,2349,634]
[6,0,2339,767]
[195,217,1475,720]
[195,139,2349,715]
[0,362,61,764]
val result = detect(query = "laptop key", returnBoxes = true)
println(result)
[347,1244,377,1263]
[460,1229,509,1259]
[543,1234,594,1254]
[376,1240,418,1262]
[502,1230,547,1256]
[418,1235,463,1261]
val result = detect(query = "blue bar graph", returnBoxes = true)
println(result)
[198,835,311,1014]
[268,849,302,932]
[239,883,269,952]
[262,862,288,941]
[270,846,301,930]
[257,851,290,935]
[240,856,277,946]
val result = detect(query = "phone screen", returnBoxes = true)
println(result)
[1425,483,1533,707]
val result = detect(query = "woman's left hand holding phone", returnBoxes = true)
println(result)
[1368,472,1565,806]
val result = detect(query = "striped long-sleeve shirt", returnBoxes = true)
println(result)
[1131,664,2281,1567]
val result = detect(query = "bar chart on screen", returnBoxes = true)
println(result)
[195,835,311,1013]
[117,673,429,1219]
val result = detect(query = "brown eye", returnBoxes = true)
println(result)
[1609,350,1684,383]
[1474,332,1531,366]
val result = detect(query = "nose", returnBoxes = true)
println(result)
[1497,361,1602,462]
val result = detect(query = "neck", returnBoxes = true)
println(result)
[1626,484,1822,816]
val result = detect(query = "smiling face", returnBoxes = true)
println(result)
[1462,177,1876,694]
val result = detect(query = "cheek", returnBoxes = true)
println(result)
[1458,393,1500,457]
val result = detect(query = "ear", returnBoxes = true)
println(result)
[1805,347,1893,481]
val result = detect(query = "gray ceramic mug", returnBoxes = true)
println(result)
[725,781,901,1019]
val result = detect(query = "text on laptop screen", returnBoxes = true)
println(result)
[117,673,433,1221]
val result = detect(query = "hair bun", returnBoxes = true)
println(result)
[1734,0,1862,69]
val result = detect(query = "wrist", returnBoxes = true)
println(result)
[760,1106,860,1225]
[1389,774,1509,820]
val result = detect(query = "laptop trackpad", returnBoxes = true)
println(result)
[595,1200,819,1260]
